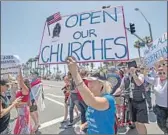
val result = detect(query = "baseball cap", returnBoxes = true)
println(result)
[0,79,10,86]
[84,72,107,82]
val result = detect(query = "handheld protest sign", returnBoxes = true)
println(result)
[144,32,167,68]
[38,6,129,65]
[1,55,21,79]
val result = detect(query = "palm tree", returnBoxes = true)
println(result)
[49,64,51,75]
[43,65,45,77]
[45,64,48,76]
[86,63,89,69]
[134,40,141,59]
[91,62,94,69]
[28,58,34,70]
[34,55,39,72]
[56,64,59,73]
[109,61,114,66]
[143,36,152,47]
[53,67,56,76]
[103,61,109,69]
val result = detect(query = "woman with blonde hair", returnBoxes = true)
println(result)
[144,58,168,135]
[66,57,116,134]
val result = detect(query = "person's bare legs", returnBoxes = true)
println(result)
[30,112,36,125]
[63,103,68,121]
[30,112,38,131]
[35,111,40,126]
[135,122,147,135]
[31,111,39,132]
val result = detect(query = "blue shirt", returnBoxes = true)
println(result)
[86,94,116,134]
[107,73,121,94]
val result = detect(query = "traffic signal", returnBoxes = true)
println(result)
[130,23,136,34]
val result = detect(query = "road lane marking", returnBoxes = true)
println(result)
[43,84,63,88]
[45,96,64,106]
[39,114,79,130]
[46,93,64,98]
[39,116,64,129]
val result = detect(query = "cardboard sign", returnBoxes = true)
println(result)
[38,6,129,64]
[144,32,167,67]
[1,55,21,78]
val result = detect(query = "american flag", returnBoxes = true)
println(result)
[46,12,61,25]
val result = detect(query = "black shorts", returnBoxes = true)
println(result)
[30,104,37,112]
[129,99,148,123]
[30,99,38,112]
[7,96,11,100]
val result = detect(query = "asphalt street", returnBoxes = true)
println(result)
[10,80,164,134]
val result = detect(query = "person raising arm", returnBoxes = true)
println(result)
[66,57,116,134]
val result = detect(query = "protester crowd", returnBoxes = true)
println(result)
[0,57,167,135]
[62,57,167,135]
[0,68,44,134]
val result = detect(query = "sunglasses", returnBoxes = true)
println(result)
[159,63,168,67]
[158,72,166,75]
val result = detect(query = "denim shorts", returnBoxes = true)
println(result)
[153,105,168,133]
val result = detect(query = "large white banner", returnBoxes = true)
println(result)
[38,6,129,64]
[144,32,167,67]
[1,55,21,79]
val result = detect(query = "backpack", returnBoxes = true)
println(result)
[0,95,9,109]
[124,76,146,102]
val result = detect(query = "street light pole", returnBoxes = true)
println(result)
[135,8,153,42]
[138,47,141,61]
[148,23,153,42]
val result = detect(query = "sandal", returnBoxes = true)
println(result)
[32,125,39,133]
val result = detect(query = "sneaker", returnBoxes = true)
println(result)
[149,107,153,112]
[67,122,73,127]
[60,120,67,123]
[64,122,74,129]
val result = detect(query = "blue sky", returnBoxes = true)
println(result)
[1,1,167,72]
